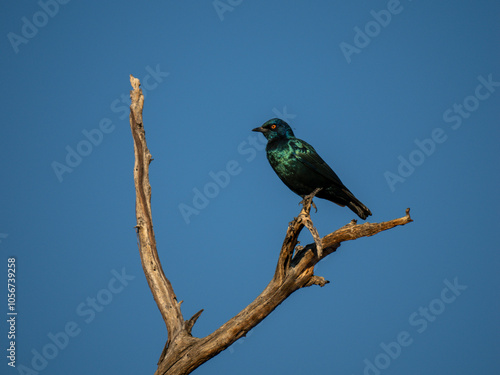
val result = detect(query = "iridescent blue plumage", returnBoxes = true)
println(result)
[253,118,372,219]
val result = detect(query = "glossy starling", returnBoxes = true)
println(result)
[252,118,372,220]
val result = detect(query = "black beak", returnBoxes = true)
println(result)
[252,126,268,133]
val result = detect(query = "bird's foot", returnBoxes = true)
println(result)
[299,197,317,212]
[299,188,322,213]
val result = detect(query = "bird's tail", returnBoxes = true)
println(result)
[343,189,372,220]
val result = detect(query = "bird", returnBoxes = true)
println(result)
[252,118,372,220]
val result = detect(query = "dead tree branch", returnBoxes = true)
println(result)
[128,76,413,375]
[129,75,185,349]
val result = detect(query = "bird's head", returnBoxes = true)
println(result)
[252,118,295,141]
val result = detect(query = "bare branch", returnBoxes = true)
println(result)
[185,309,204,334]
[322,208,413,248]
[155,206,413,374]
[273,188,322,282]
[304,275,330,287]
[300,188,324,258]
[129,75,185,347]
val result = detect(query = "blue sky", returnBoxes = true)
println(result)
[1,1,499,374]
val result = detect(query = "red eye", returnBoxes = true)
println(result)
[271,124,276,130]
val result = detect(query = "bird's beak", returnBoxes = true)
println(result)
[252,126,268,133]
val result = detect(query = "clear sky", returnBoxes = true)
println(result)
[1,1,499,374]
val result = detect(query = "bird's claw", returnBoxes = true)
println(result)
[299,188,322,213]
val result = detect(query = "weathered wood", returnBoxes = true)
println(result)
[128,76,413,375]
[129,75,185,350]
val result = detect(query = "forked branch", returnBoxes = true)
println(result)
[128,76,413,375]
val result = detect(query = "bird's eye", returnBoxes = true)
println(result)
[271,124,277,130]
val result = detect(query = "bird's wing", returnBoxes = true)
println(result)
[289,138,345,187]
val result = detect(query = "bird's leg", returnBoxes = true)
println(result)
[299,196,318,212]
[298,188,322,213]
